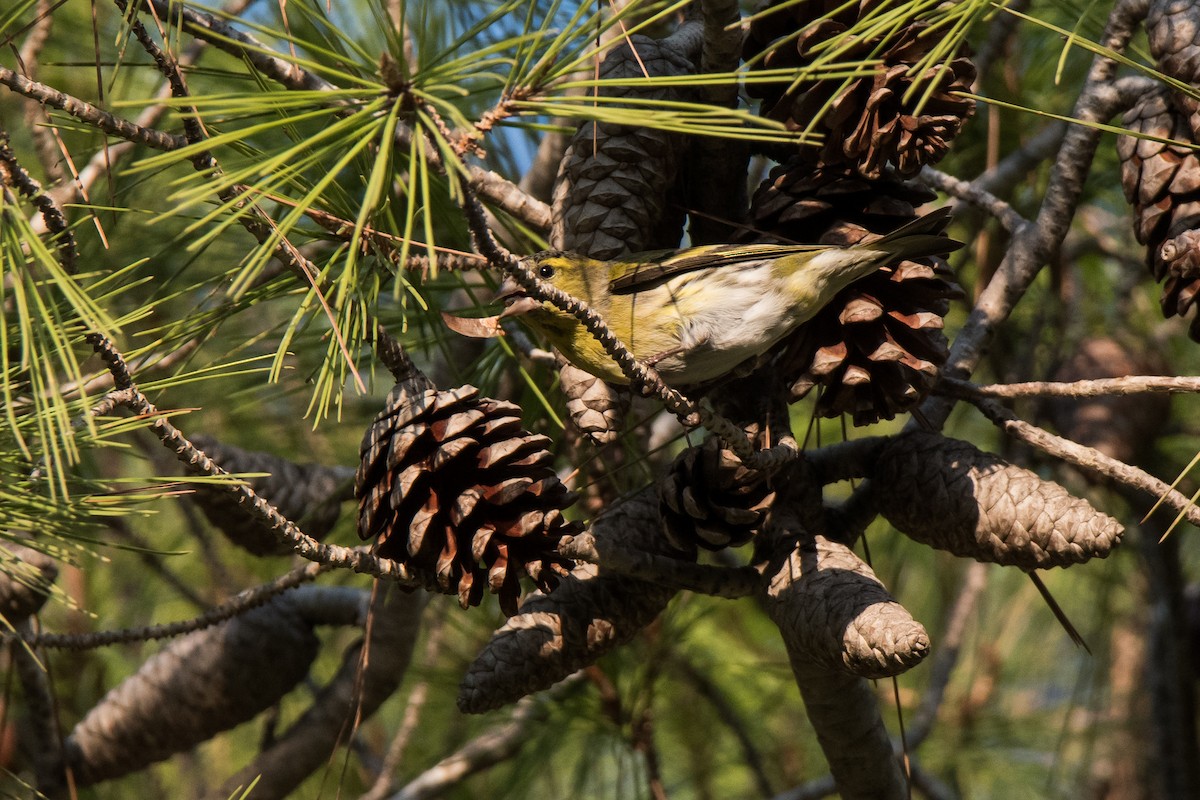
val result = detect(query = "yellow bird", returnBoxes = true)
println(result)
[500,208,961,386]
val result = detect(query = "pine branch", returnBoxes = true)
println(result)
[0,65,186,150]
[10,562,328,650]
[82,332,420,581]
[0,126,76,271]
[946,384,1200,529]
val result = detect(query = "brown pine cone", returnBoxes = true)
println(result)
[765,533,929,679]
[659,438,775,551]
[872,431,1124,569]
[1147,0,1200,135]
[744,3,975,178]
[64,593,320,785]
[356,382,579,614]
[1117,86,1200,339]
[551,35,694,257]
[748,163,963,424]
[188,436,354,556]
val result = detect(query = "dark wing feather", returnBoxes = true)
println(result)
[609,243,829,295]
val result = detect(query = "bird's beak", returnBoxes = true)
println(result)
[496,277,541,318]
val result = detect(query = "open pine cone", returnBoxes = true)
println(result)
[659,438,775,552]
[747,163,963,424]
[744,1,975,178]
[1147,0,1200,136]
[357,381,579,614]
[1117,86,1200,339]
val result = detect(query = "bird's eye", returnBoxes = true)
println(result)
[538,264,555,279]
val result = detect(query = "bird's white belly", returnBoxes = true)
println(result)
[642,267,794,384]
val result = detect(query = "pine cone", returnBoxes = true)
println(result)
[188,436,354,556]
[744,3,975,178]
[560,362,628,446]
[748,163,963,424]
[356,382,579,615]
[766,533,929,679]
[659,438,775,551]
[64,593,320,785]
[1117,86,1200,339]
[872,431,1125,569]
[1147,0,1200,135]
[551,35,693,257]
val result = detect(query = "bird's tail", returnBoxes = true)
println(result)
[859,207,963,263]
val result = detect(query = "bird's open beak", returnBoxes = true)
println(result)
[496,277,541,318]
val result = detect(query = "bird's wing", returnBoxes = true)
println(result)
[609,243,828,295]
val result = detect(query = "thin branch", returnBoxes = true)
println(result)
[941,374,1200,399]
[0,65,185,151]
[83,332,419,581]
[8,561,328,650]
[388,674,585,800]
[949,386,1200,529]
[921,166,1027,234]
[0,124,76,271]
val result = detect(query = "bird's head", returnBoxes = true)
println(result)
[497,252,610,326]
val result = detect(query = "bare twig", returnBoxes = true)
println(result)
[921,166,1028,234]
[0,124,76,271]
[922,1,1152,426]
[8,561,329,650]
[0,65,186,151]
[948,386,1200,529]
[941,374,1200,399]
[388,674,585,800]
[83,332,418,581]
